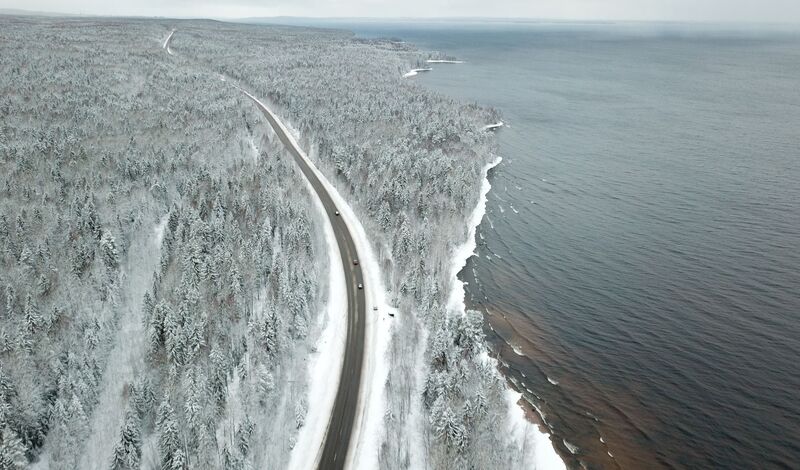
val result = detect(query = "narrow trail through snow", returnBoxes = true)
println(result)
[79,216,168,469]
[163,30,174,55]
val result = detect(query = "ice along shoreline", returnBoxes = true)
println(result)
[412,51,566,469]
[449,155,567,470]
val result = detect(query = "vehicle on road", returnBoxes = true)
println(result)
[353,259,359,265]
[357,283,363,290]
[335,210,340,216]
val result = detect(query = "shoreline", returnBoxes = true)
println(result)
[448,155,567,470]
[402,67,433,77]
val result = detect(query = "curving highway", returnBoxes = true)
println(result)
[240,91,366,470]
[163,31,366,469]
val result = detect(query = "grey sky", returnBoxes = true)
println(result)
[4,0,800,22]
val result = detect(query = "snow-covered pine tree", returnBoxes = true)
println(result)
[110,408,142,470]
[100,230,119,271]
[0,427,27,469]
[157,398,181,469]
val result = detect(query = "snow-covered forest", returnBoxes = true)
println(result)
[0,16,325,469]
[171,22,524,469]
[1,14,540,470]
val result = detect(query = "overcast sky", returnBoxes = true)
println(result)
[4,0,800,23]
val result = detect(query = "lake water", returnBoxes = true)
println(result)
[270,19,800,469]
[373,22,800,469]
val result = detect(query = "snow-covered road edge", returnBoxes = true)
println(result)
[287,168,347,470]
[337,179,392,470]
[447,156,566,470]
[237,88,390,470]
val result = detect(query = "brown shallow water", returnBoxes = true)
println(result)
[481,302,661,469]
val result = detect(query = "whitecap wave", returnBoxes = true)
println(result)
[563,439,579,454]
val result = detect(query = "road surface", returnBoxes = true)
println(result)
[239,91,366,470]
[162,33,366,469]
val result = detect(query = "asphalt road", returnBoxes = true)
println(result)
[162,33,366,468]
[243,94,366,470]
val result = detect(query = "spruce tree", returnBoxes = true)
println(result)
[110,409,142,470]
[0,427,27,469]
[157,398,181,469]
[100,230,119,270]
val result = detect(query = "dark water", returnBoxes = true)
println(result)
[366,23,800,469]
[276,20,800,469]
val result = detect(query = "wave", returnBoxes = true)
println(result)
[563,439,579,455]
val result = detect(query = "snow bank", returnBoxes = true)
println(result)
[483,121,505,131]
[237,87,390,470]
[403,67,433,78]
[447,157,566,470]
[332,175,392,470]
[287,157,348,470]
[154,215,168,245]
[505,389,567,470]
[446,156,502,314]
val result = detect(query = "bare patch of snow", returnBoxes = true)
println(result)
[153,214,168,246]
[248,138,259,164]
[78,214,168,469]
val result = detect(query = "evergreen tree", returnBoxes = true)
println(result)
[110,408,142,470]
[35,273,51,297]
[141,291,154,328]
[157,398,181,469]
[23,292,40,334]
[0,427,27,469]
[3,286,13,318]
[100,230,120,270]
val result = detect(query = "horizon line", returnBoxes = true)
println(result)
[2,8,800,27]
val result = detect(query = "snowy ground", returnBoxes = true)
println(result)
[235,87,392,470]
[426,59,464,64]
[78,215,168,469]
[448,157,566,470]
